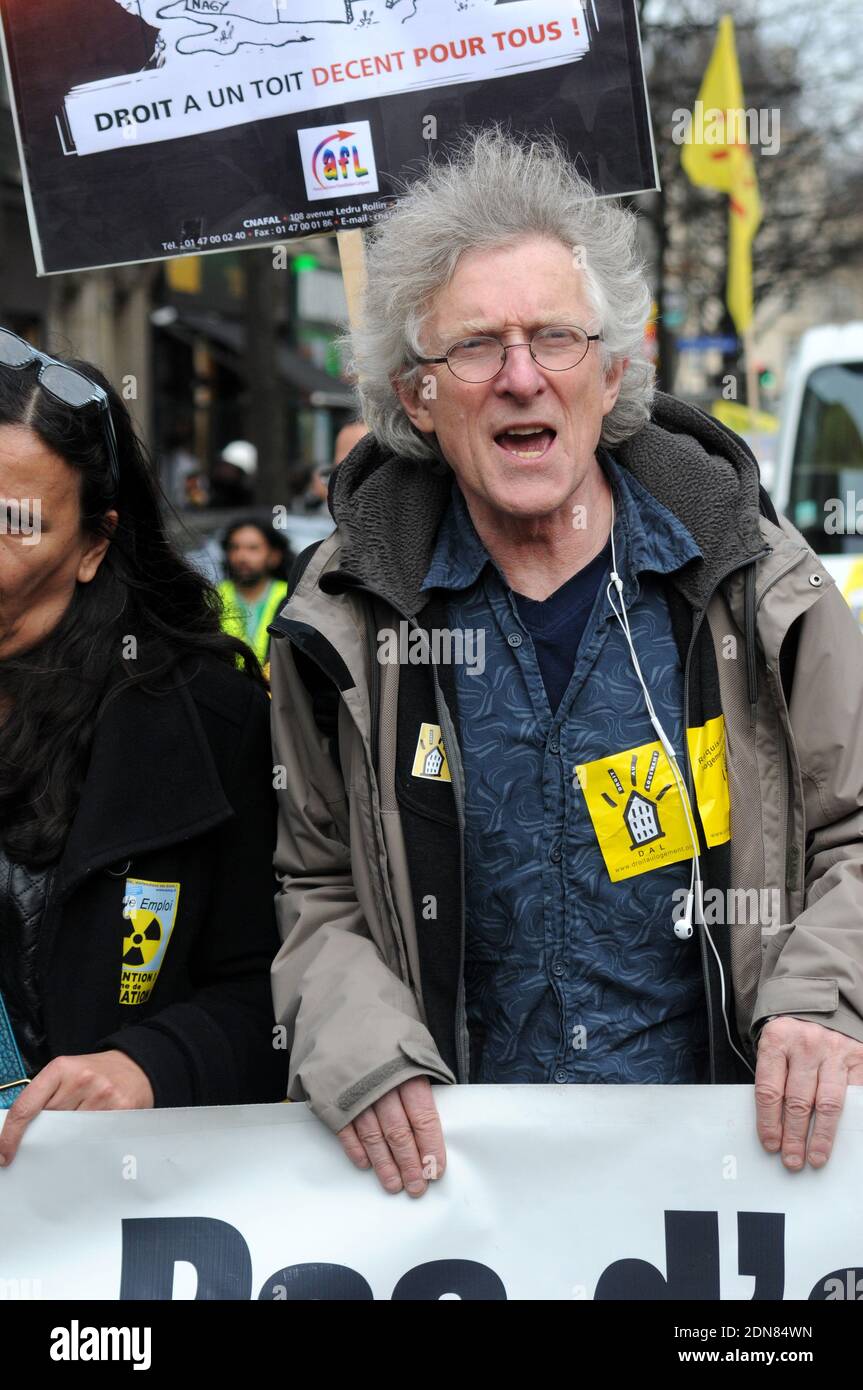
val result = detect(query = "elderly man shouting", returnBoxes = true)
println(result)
[269,129,863,1197]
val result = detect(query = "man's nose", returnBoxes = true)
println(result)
[492,341,547,396]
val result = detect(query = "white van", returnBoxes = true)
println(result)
[772,323,863,621]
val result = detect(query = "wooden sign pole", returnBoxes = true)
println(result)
[336,228,367,334]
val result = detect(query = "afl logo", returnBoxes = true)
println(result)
[298,121,380,201]
[310,128,369,189]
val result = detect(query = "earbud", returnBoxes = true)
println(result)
[674,891,695,940]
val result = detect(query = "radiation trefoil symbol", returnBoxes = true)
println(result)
[122,909,162,967]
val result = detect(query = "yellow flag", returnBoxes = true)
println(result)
[681,15,761,333]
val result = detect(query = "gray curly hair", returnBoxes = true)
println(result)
[346,127,655,462]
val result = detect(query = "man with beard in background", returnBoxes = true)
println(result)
[218,518,290,670]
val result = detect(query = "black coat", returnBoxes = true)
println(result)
[36,654,287,1107]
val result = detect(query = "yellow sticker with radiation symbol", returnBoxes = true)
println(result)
[118,878,180,1006]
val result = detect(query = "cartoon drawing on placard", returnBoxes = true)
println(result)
[113,0,485,66]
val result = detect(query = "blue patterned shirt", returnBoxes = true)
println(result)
[422,453,711,1084]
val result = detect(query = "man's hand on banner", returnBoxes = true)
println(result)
[0,1051,154,1167]
[755,1016,863,1170]
[337,1076,446,1197]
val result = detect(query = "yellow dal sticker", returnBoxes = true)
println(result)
[686,715,731,848]
[411,722,452,782]
[575,717,730,882]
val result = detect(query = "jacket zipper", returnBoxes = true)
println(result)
[430,662,470,1084]
[682,547,770,1083]
[775,685,789,885]
[365,600,382,768]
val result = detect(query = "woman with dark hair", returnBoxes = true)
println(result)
[0,331,287,1165]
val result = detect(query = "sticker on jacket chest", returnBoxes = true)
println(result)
[411,722,452,782]
[118,878,180,1006]
[574,717,731,882]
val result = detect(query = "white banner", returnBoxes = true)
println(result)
[64,0,589,156]
[3,1085,861,1300]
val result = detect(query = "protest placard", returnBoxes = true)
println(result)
[0,0,657,273]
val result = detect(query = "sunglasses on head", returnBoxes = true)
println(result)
[0,328,120,499]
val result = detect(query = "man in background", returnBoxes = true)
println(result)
[218,518,290,668]
[306,419,367,510]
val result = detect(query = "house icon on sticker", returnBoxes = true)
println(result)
[423,747,444,778]
[623,791,663,849]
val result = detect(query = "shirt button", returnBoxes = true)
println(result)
[552,960,565,977]
[549,845,562,863]
[554,1069,568,1083]
[507,632,523,647]
[549,738,560,754]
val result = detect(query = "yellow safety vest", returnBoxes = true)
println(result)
[218,579,289,667]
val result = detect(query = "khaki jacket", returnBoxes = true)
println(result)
[270,395,863,1133]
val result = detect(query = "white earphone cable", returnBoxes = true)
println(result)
[605,494,754,1076]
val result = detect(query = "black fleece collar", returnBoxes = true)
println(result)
[325,391,768,616]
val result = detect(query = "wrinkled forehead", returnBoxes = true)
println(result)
[423,236,596,342]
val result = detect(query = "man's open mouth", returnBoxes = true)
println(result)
[493,425,557,460]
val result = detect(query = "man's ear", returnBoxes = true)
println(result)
[601,356,627,417]
[77,509,117,584]
[394,372,437,435]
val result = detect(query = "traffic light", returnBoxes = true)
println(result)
[758,367,776,392]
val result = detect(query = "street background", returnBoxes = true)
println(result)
[1,0,861,576]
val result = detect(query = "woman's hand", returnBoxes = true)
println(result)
[0,1050,154,1167]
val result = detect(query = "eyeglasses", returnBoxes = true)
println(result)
[0,328,120,498]
[413,325,601,384]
